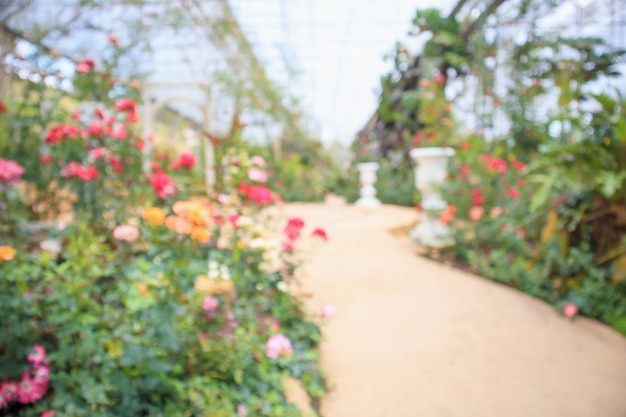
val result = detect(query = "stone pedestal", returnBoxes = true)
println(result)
[409,147,455,248]
[355,162,381,208]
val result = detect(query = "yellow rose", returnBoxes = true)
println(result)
[191,226,211,243]
[141,207,166,225]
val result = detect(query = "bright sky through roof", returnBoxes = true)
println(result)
[230,0,452,144]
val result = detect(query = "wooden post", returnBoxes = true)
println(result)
[0,27,16,100]
[141,88,154,173]
[203,88,215,192]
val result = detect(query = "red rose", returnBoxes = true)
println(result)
[149,171,176,200]
[433,74,446,84]
[247,186,273,205]
[76,57,96,73]
[311,228,328,241]
[171,152,197,169]
[284,217,305,240]
[507,188,521,198]
[115,98,137,113]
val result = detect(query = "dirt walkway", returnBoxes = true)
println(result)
[283,198,626,417]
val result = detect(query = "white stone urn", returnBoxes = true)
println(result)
[409,147,455,248]
[355,162,381,207]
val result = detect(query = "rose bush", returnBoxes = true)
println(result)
[1,154,329,417]
[2,57,329,417]
[439,129,626,335]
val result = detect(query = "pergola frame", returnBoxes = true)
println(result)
[141,82,216,192]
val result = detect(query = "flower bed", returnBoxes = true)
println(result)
[437,127,626,335]
[1,97,329,416]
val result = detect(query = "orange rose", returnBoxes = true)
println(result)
[191,226,210,243]
[173,200,211,226]
[186,205,211,226]
[172,201,193,218]
[142,207,166,225]
[165,215,193,235]
[0,246,16,261]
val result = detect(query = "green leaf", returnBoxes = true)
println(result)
[530,171,557,212]
[597,171,626,198]
[400,91,421,112]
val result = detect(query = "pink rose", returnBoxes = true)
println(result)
[76,57,96,74]
[228,214,241,228]
[32,365,50,384]
[250,155,266,167]
[237,404,249,417]
[113,225,139,242]
[201,296,219,312]
[469,206,484,222]
[0,158,25,183]
[282,240,295,253]
[265,334,292,359]
[108,34,120,47]
[247,167,268,183]
[563,303,578,318]
[113,127,128,139]
[490,206,503,218]
[17,373,47,404]
[89,147,105,160]
[0,381,18,405]
[218,193,230,205]
[26,344,46,366]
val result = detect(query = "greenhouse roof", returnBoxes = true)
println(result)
[2,0,625,143]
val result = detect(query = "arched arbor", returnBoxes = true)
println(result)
[141,82,216,192]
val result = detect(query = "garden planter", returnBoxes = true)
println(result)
[409,147,455,248]
[355,162,381,207]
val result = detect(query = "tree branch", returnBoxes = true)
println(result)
[461,0,508,41]
[448,0,471,19]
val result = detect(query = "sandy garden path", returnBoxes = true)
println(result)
[283,197,626,417]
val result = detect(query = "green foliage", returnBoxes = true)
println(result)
[400,91,420,113]
[0,213,327,415]
[440,131,626,335]
[527,94,626,211]
[268,154,328,203]
[411,8,468,75]
[0,37,144,223]
[333,157,416,207]
[326,164,358,203]
[390,3,626,335]
[1,42,328,417]
[374,158,416,207]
